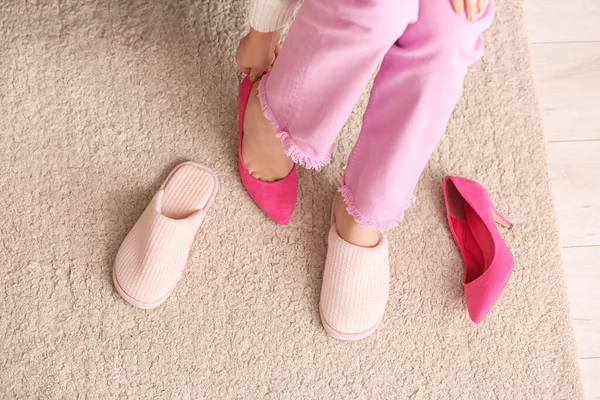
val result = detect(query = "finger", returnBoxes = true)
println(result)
[477,0,488,15]
[268,52,277,69]
[235,50,247,71]
[249,68,263,82]
[270,45,281,69]
[464,0,478,21]
[451,0,463,14]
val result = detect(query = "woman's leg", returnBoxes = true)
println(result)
[242,0,418,181]
[338,0,495,231]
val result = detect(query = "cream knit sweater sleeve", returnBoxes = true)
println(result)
[248,0,300,32]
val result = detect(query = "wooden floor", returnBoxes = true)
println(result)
[524,1,600,398]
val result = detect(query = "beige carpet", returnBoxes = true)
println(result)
[0,0,584,398]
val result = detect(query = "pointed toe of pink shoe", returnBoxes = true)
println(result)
[463,256,513,323]
[465,284,500,324]
[237,75,297,225]
[467,305,487,325]
[237,157,297,225]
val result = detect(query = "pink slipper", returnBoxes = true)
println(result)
[319,212,390,340]
[113,161,218,309]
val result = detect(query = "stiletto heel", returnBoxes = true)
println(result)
[443,176,515,323]
[490,204,513,229]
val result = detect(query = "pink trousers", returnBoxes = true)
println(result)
[259,0,494,229]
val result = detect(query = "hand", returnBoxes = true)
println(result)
[236,28,281,82]
[451,0,488,22]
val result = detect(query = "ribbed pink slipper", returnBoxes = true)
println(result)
[113,162,218,309]
[319,215,390,340]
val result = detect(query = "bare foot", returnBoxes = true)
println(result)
[242,78,294,182]
[333,193,380,248]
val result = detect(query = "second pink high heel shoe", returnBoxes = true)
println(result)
[238,76,297,225]
[443,176,514,323]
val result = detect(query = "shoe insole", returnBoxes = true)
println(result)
[463,202,496,283]
[445,180,496,284]
[161,164,216,220]
[448,205,496,284]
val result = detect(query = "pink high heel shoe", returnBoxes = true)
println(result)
[443,176,514,323]
[238,76,297,225]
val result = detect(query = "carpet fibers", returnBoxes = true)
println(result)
[0,0,583,398]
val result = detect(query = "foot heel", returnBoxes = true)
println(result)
[491,204,513,229]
